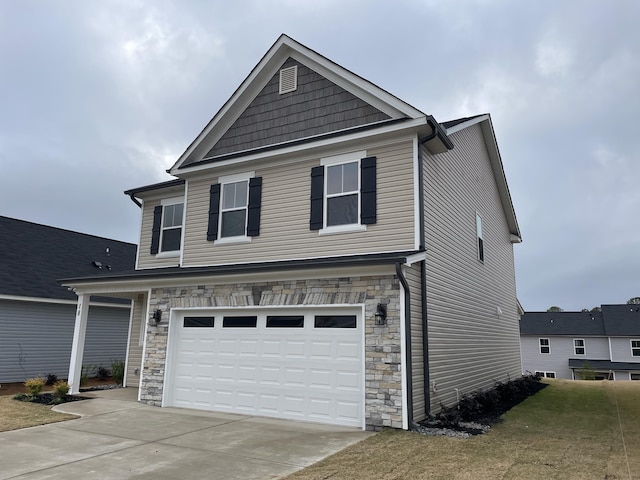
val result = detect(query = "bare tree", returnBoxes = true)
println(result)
[627,297,640,305]
[547,306,563,312]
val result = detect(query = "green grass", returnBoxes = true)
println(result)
[285,380,639,480]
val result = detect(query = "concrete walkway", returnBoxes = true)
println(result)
[0,388,372,479]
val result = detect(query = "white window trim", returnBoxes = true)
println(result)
[476,212,484,263]
[539,338,550,354]
[535,371,556,379]
[214,171,254,246]
[319,151,366,235]
[573,338,586,356]
[631,339,640,357]
[156,196,184,258]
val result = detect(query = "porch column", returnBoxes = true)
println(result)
[68,293,89,394]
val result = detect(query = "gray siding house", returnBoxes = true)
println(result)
[62,35,523,431]
[0,216,135,384]
[520,305,640,380]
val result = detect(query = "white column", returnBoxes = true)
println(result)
[68,294,89,394]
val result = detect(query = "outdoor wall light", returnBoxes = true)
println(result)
[375,303,387,326]
[150,309,162,325]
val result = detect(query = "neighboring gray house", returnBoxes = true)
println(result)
[520,305,640,380]
[62,35,523,431]
[0,216,136,384]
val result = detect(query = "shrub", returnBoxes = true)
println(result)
[52,381,70,403]
[111,359,125,385]
[96,366,110,381]
[45,373,58,385]
[24,377,45,398]
[577,361,596,380]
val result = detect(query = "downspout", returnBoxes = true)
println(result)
[396,261,414,429]
[127,193,142,208]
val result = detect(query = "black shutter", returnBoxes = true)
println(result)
[206,184,221,241]
[150,205,162,254]
[360,156,377,224]
[310,166,324,230]
[247,177,262,237]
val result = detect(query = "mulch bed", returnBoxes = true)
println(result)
[13,393,91,405]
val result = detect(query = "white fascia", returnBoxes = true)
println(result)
[0,294,130,308]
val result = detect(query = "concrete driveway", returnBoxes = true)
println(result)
[0,388,372,479]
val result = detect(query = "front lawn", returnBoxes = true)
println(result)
[0,396,77,432]
[285,380,640,480]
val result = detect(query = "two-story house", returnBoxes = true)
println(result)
[520,305,640,380]
[62,35,522,431]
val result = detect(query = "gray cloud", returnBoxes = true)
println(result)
[1,0,638,311]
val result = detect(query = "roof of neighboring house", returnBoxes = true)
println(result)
[520,311,605,336]
[567,359,640,371]
[521,305,640,337]
[0,216,137,302]
[441,114,486,130]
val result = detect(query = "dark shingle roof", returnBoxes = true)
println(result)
[521,306,640,337]
[0,216,136,302]
[567,359,640,371]
[441,114,486,130]
[520,311,605,336]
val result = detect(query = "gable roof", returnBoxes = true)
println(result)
[442,114,521,240]
[521,305,640,337]
[170,34,450,173]
[0,216,136,302]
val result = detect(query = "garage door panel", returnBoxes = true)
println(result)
[167,309,363,427]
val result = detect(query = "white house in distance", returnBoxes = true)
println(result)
[61,35,523,431]
[520,305,640,380]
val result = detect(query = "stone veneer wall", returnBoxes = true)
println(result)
[140,275,403,430]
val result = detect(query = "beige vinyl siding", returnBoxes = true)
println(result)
[405,263,426,422]
[125,294,146,388]
[423,124,521,412]
[137,198,180,269]
[182,141,416,266]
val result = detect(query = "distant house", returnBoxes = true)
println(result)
[0,216,136,384]
[61,35,523,431]
[520,305,640,380]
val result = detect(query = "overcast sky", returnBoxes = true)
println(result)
[1,1,638,311]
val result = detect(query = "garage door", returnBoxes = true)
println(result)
[164,308,363,428]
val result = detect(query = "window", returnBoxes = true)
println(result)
[221,180,248,238]
[574,339,585,355]
[539,338,550,354]
[310,152,377,234]
[631,373,640,381]
[314,315,357,328]
[206,173,262,243]
[535,371,556,379]
[266,316,304,328]
[476,213,484,262]
[150,198,184,255]
[183,317,215,328]
[632,340,640,357]
[222,316,257,328]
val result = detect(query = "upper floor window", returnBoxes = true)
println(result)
[206,172,262,244]
[476,213,484,262]
[573,339,585,355]
[310,151,377,234]
[539,338,550,354]
[150,197,184,256]
[632,340,640,357]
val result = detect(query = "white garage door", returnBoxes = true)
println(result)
[164,308,363,428]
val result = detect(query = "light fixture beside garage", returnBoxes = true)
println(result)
[150,309,162,325]
[375,303,387,326]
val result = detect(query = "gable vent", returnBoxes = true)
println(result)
[279,65,298,94]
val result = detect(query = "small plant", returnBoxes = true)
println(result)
[52,381,70,403]
[96,366,110,381]
[45,373,58,385]
[111,359,125,385]
[577,361,596,380]
[24,377,45,398]
[80,365,94,387]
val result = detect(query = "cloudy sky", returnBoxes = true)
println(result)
[1,1,638,311]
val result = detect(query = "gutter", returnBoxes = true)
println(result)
[396,261,415,429]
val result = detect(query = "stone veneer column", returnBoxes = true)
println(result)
[139,275,403,430]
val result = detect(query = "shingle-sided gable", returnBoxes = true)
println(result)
[0,216,136,302]
[199,57,391,161]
